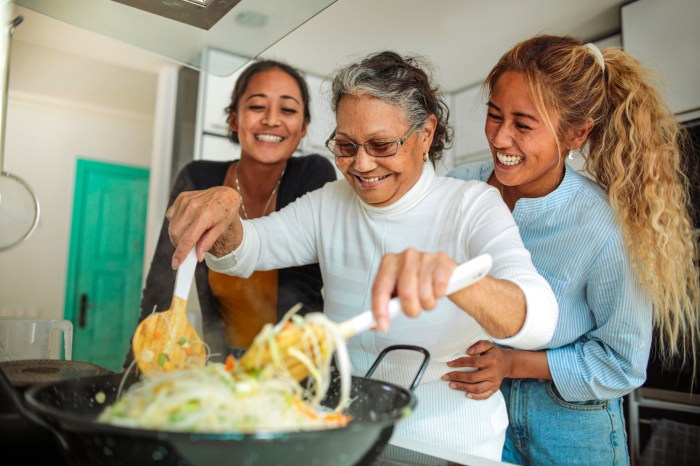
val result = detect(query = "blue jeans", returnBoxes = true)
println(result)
[501,378,630,465]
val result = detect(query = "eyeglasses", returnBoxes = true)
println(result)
[325,123,420,158]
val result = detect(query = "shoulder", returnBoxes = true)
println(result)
[177,160,230,189]
[446,160,493,182]
[278,155,338,207]
[433,173,497,200]
[286,154,337,180]
[565,168,614,219]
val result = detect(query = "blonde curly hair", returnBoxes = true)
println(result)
[486,35,699,370]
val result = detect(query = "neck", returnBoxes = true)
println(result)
[233,159,287,219]
[491,163,566,211]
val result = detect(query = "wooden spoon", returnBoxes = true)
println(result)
[240,254,494,381]
[132,247,206,374]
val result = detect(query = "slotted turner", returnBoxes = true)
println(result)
[132,247,206,374]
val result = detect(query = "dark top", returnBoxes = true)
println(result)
[125,154,337,366]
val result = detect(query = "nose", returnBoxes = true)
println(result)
[489,124,513,149]
[262,107,281,126]
[352,145,377,172]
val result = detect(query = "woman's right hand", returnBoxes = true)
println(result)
[165,186,243,269]
[442,340,512,400]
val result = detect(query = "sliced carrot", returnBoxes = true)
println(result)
[293,399,319,420]
[225,354,236,372]
[153,331,163,339]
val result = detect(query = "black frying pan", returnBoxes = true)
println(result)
[15,345,429,466]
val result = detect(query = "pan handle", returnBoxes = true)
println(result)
[364,344,430,391]
[0,366,70,449]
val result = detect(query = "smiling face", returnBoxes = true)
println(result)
[333,94,432,207]
[485,71,568,198]
[230,68,308,165]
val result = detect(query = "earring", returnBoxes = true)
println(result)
[567,148,580,160]
[489,136,495,143]
[423,152,430,162]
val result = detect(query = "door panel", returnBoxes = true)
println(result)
[65,159,149,371]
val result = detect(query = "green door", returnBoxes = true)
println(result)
[65,159,149,371]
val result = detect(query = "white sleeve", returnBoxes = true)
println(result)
[462,186,558,349]
[205,188,323,276]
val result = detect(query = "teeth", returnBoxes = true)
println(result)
[496,152,524,166]
[256,134,283,142]
[360,176,383,183]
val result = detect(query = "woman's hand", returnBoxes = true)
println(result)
[165,186,243,269]
[442,340,512,400]
[371,249,457,332]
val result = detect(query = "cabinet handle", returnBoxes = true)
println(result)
[79,293,88,328]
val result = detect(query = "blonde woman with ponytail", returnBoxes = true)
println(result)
[448,34,699,465]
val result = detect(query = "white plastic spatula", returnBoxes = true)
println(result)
[337,254,494,338]
[132,247,206,374]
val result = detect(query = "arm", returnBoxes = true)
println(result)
[443,342,550,399]
[546,237,652,401]
[446,231,652,401]
[370,251,526,338]
[371,186,558,349]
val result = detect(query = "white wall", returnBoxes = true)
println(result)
[0,40,160,320]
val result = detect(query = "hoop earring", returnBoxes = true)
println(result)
[567,148,580,160]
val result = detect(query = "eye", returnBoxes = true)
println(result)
[281,107,299,115]
[334,140,356,156]
[249,105,265,111]
[366,140,396,155]
[486,112,502,121]
[515,122,532,130]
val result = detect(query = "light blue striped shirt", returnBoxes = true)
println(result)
[447,161,652,401]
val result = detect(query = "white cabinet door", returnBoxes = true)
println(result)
[196,49,248,161]
[303,74,335,158]
[622,0,700,116]
[451,85,490,166]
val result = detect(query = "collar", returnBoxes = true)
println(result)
[358,162,435,217]
[513,163,582,214]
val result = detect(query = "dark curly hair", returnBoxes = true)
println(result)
[330,51,452,163]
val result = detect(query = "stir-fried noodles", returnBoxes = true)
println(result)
[98,306,352,433]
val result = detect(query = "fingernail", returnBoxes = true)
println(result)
[466,393,473,399]
[449,382,456,389]
[446,361,454,367]
[441,375,448,381]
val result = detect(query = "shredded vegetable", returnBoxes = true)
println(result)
[99,305,352,433]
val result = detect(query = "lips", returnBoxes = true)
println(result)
[496,151,524,166]
[354,173,390,185]
[256,133,284,143]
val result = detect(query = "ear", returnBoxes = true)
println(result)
[228,111,239,133]
[565,117,594,150]
[421,114,438,152]
[300,119,308,139]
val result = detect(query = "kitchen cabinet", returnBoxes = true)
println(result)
[622,0,700,117]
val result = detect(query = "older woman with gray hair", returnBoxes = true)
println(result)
[164,51,558,461]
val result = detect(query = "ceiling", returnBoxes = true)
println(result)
[13,0,630,92]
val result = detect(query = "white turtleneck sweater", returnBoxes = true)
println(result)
[207,163,558,462]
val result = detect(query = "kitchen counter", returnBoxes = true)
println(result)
[373,442,512,466]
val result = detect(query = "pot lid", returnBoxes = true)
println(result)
[0,359,110,388]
